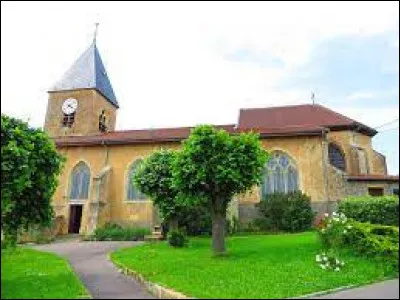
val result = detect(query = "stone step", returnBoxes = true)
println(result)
[144,235,163,242]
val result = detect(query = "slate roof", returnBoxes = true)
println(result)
[238,104,377,136]
[49,42,119,108]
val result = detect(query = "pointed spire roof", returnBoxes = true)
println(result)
[49,41,119,108]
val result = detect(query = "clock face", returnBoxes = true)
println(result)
[61,98,78,115]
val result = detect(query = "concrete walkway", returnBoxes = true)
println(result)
[311,279,399,299]
[32,239,154,299]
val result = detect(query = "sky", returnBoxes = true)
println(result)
[1,1,399,174]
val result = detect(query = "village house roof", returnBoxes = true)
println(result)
[49,41,119,108]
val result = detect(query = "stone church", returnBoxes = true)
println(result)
[44,39,399,235]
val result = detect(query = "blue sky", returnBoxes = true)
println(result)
[1,1,399,174]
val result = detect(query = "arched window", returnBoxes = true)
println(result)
[69,162,91,200]
[127,159,146,201]
[261,151,299,199]
[329,143,346,172]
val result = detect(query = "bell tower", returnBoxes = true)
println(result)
[44,30,119,137]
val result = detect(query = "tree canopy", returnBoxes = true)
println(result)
[1,114,64,243]
[173,125,269,254]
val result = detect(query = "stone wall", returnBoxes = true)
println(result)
[51,128,397,234]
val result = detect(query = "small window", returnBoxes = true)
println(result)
[328,143,346,172]
[368,187,384,197]
[126,160,146,201]
[99,110,107,132]
[62,112,75,127]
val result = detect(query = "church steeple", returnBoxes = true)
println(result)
[44,30,118,137]
[49,38,119,108]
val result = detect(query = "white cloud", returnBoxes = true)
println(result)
[346,92,376,101]
[1,1,399,172]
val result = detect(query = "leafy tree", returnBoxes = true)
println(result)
[173,125,269,255]
[1,114,64,245]
[133,149,196,231]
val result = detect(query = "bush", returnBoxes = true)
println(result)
[92,223,150,241]
[338,195,399,226]
[167,230,188,248]
[256,191,315,232]
[318,214,399,274]
[344,222,399,273]
[318,212,351,250]
[161,203,212,237]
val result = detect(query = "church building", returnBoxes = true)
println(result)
[44,39,399,235]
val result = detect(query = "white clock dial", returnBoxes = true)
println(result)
[61,98,78,115]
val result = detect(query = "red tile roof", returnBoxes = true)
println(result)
[54,125,236,146]
[238,104,377,136]
[347,174,399,182]
[54,104,378,147]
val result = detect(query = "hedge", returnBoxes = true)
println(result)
[256,191,315,232]
[343,222,399,273]
[338,195,399,226]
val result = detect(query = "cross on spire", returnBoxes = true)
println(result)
[93,22,99,44]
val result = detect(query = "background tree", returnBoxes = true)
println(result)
[173,125,269,255]
[133,149,193,231]
[1,114,64,245]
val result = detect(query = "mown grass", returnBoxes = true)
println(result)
[1,247,90,299]
[111,232,396,299]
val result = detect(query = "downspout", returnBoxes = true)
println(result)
[102,140,109,166]
[321,128,330,213]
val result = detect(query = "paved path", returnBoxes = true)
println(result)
[311,279,399,299]
[32,239,154,299]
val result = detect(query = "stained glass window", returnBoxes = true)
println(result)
[127,159,147,201]
[261,151,299,199]
[328,143,346,172]
[70,162,90,200]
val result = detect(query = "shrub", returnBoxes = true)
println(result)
[318,214,399,274]
[318,212,351,250]
[92,223,150,241]
[338,195,399,226]
[257,191,315,232]
[177,204,212,236]
[315,251,345,271]
[167,230,188,248]
[344,222,399,274]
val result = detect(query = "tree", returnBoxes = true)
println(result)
[173,125,269,255]
[133,149,190,231]
[1,114,64,245]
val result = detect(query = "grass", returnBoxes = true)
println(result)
[1,247,90,299]
[111,232,397,299]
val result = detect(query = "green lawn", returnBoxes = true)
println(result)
[1,248,90,299]
[111,232,396,299]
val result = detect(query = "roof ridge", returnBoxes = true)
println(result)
[106,124,236,133]
[239,103,313,111]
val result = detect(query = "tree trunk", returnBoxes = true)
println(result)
[211,204,227,256]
